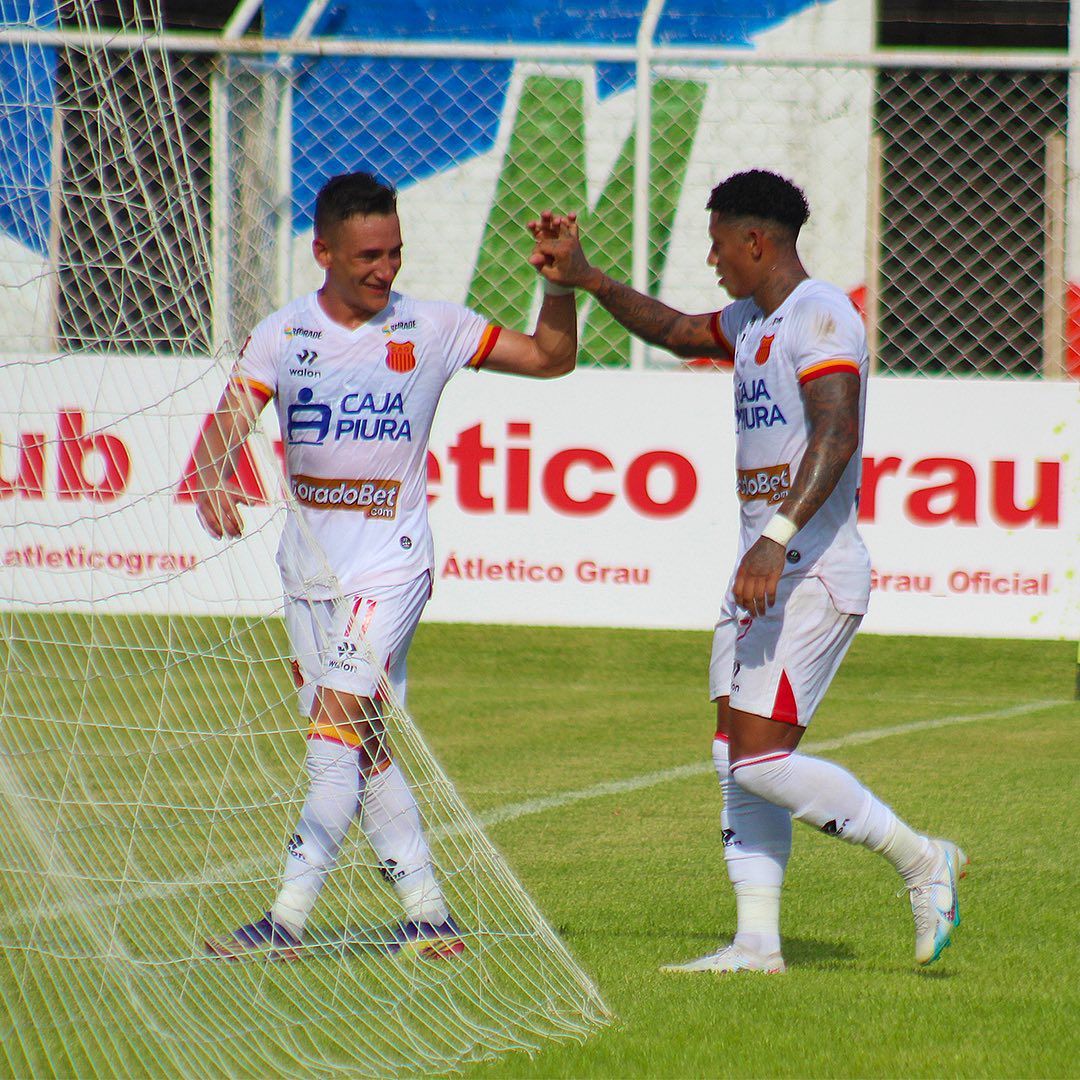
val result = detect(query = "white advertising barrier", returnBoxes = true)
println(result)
[0,357,1075,638]
[428,373,1078,638]
[0,355,287,618]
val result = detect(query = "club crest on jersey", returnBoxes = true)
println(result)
[754,334,775,366]
[385,340,417,373]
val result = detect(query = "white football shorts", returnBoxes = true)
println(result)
[284,571,431,717]
[709,574,861,727]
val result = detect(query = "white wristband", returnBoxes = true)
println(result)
[543,279,573,296]
[761,512,798,547]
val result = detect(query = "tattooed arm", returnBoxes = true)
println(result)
[529,212,729,359]
[732,371,861,616]
[586,270,724,357]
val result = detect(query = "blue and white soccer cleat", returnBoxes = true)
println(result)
[204,914,303,962]
[386,917,465,960]
[660,943,786,974]
[909,838,969,966]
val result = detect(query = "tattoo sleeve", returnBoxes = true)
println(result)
[783,372,861,527]
[591,273,722,357]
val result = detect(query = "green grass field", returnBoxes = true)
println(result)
[1,620,1076,1078]
[403,626,1077,1079]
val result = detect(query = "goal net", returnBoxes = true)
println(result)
[0,4,608,1076]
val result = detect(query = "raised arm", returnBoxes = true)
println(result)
[532,212,728,359]
[733,370,861,616]
[478,288,578,379]
[190,382,266,538]
[475,212,577,379]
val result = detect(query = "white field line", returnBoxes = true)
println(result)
[2,698,1067,931]
[472,698,1069,828]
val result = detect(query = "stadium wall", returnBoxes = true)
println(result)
[1,359,1074,640]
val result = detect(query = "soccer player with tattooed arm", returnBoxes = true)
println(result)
[532,169,967,973]
[191,171,577,961]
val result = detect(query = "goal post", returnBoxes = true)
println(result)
[0,4,608,1076]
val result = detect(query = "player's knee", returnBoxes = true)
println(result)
[729,753,792,801]
[727,710,803,769]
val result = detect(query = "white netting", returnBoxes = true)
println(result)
[0,4,608,1075]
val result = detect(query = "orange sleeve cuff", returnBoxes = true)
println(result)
[798,358,860,385]
[709,311,735,360]
[230,376,274,404]
[469,324,502,368]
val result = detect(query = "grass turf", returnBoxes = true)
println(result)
[405,626,1078,1079]
[0,619,1075,1077]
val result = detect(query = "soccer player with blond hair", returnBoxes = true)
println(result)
[532,169,966,973]
[193,171,577,960]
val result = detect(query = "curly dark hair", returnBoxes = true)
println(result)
[705,169,810,236]
[314,172,397,236]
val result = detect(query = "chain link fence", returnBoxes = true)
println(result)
[1,24,1077,378]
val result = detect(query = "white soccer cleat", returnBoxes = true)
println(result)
[660,943,786,974]
[909,838,969,966]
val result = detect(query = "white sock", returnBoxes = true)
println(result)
[272,737,361,938]
[731,751,934,883]
[880,819,940,887]
[714,738,789,956]
[360,760,449,924]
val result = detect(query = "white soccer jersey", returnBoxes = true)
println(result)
[710,279,872,614]
[232,290,500,598]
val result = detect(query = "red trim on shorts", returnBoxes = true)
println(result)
[730,750,791,772]
[713,731,729,742]
[372,653,393,704]
[344,596,377,640]
[771,670,799,725]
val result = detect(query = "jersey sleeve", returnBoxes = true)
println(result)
[227,318,278,405]
[715,299,760,357]
[710,307,736,356]
[428,301,501,377]
[788,297,865,385]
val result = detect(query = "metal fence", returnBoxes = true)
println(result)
[1,20,1077,378]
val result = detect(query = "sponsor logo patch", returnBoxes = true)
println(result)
[291,475,401,518]
[736,463,791,504]
[284,325,322,340]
